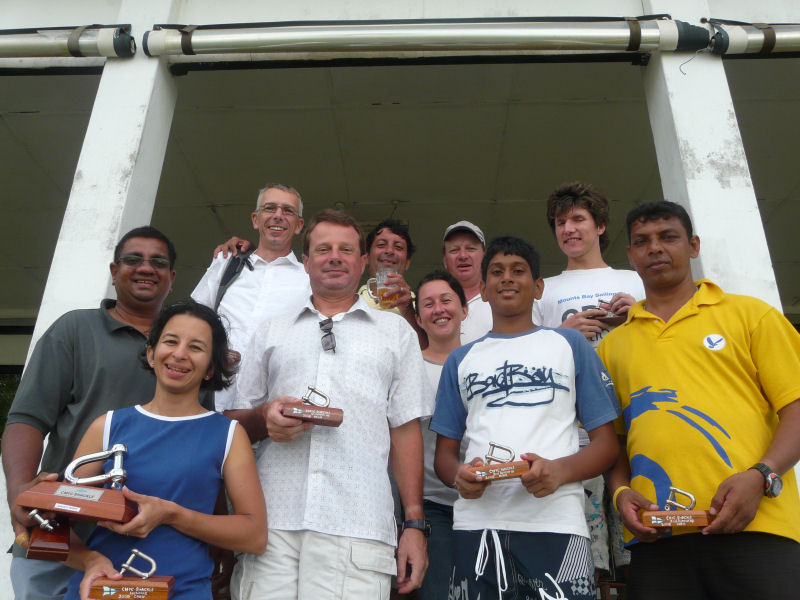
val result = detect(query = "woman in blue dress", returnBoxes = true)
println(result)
[63,299,267,599]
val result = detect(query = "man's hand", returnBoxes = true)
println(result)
[702,469,764,534]
[561,309,611,340]
[519,453,565,497]
[213,236,253,259]
[599,293,637,316]
[454,458,492,499]
[615,487,660,542]
[10,471,58,537]
[383,272,414,314]
[264,396,314,443]
[396,528,428,594]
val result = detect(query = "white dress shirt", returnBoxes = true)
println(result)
[235,295,430,546]
[191,251,310,411]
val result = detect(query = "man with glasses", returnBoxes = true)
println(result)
[192,183,310,412]
[2,226,212,600]
[227,209,430,600]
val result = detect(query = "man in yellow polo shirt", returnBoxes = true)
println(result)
[598,200,800,600]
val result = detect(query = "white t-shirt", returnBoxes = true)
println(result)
[421,359,460,506]
[431,327,620,536]
[191,252,310,411]
[533,267,645,349]
[460,294,492,345]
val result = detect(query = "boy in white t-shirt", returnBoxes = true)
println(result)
[533,181,644,349]
[431,236,620,600]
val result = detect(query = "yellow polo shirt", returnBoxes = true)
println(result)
[598,280,800,543]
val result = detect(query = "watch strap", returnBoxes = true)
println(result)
[402,519,431,538]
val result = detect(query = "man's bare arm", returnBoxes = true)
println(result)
[390,419,427,594]
[2,423,47,534]
[704,398,800,534]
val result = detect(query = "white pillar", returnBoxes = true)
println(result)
[642,0,781,311]
[28,0,178,354]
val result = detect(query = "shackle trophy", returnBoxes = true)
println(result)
[281,386,343,427]
[16,443,137,560]
[640,486,714,528]
[89,548,174,599]
[468,442,531,481]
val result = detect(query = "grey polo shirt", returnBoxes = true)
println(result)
[7,299,214,477]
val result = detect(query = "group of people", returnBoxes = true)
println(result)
[3,180,800,600]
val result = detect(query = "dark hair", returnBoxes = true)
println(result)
[546,181,610,252]
[414,270,467,315]
[142,299,235,391]
[302,209,366,256]
[481,236,541,281]
[366,219,416,258]
[626,201,694,242]
[114,226,177,268]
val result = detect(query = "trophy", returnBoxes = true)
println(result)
[640,486,714,528]
[281,386,343,427]
[16,444,137,561]
[468,442,531,481]
[89,549,174,599]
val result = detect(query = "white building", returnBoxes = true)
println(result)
[1,0,799,590]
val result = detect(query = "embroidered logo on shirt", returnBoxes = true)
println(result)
[702,334,726,351]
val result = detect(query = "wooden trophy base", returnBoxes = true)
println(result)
[89,575,175,599]
[282,402,343,427]
[26,521,70,561]
[469,460,530,481]
[17,481,137,523]
[640,509,714,528]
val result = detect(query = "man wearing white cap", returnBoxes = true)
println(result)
[442,221,492,344]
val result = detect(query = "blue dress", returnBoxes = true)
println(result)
[65,405,236,599]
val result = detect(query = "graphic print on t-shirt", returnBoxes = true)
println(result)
[465,359,569,407]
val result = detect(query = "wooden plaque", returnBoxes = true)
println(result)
[89,575,174,599]
[17,481,137,523]
[26,520,70,561]
[468,460,530,481]
[282,402,343,427]
[640,509,714,528]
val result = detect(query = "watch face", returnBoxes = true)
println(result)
[769,474,783,498]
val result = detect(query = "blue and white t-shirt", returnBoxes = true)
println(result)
[430,327,620,537]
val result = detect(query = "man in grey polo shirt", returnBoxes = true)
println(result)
[2,226,208,600]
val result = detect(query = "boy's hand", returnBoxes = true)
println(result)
[520,453,564,497]
[454,458,491,499]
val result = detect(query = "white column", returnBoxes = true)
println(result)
[642,0,781,310]
[28,0,178,353]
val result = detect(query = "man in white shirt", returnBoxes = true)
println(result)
[442,221,492,344]
[228,209,430,600]
[192,183,310,411]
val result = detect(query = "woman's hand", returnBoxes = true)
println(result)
[79,551,121,600]
[98,486,175,538]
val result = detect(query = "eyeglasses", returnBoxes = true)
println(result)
[259,203,299,218]
[118,254,171,270]
[319,318,335,353]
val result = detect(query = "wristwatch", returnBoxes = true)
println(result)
[402,519,432,538]
[749,463,783,498]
